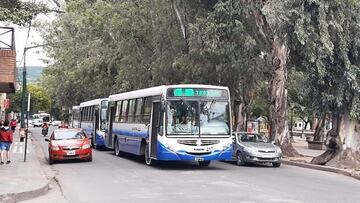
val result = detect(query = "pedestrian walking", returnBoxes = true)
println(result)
[10,119,17,132]
[0,120,13,164]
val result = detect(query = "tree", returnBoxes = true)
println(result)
[0,0,49,25]
[284,0,360,165]
[6,84,51,114]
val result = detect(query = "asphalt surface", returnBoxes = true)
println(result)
[29,126,360,203]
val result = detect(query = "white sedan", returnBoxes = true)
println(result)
[50,120,62,126]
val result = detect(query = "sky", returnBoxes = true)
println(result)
[0,0,58,67]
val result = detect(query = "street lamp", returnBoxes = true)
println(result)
[20,43,50,162]
[20,43,51,128]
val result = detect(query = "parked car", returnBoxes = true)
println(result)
[232,132,282,167]
[50,120,62,126]
[32,119,43,127]
[45,128,92,164]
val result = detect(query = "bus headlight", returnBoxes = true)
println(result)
[164,144,174,151]
[223,143,232,150]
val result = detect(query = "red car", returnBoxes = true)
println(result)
[46,128,92,164]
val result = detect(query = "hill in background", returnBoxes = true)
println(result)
[17,66,44,83]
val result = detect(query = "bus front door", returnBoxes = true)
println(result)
[150,102,161,158]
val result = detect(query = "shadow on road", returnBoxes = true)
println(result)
[104,151,229,170]
[222,160,279,168]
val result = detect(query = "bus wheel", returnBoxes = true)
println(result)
[114,137,121,157]
[198,161,211,167]
[145,143,156,166]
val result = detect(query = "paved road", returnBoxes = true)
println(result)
[29,126,360,203]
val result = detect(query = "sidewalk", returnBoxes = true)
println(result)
[0,128,49,203]
[283,136,360,180]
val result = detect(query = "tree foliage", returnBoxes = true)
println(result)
[42,0,360,158]
[0,0,49,25]
[6,84,51,114]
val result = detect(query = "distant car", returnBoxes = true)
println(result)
[32,119,43,127]
[232,132,282,167]
[50,120,62,126]
[45,128,92,164]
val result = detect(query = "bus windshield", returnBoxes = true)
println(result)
[166,100,229,136]
[167,100,199,135]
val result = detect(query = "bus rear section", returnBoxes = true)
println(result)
[80,99,108,149]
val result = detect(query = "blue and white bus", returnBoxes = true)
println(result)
[105,84,232,166]
[80,98,108,149]
[70,106,80,128]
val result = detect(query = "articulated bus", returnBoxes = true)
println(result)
[79,98,108,149]
[71,106,80,128]
[105,84,233,166]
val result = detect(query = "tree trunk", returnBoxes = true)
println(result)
[326,113,360,169]
[311,112,318,131]
[171,0,189,54]
[313,112,360,169]
[236,102,245,132]
[311,129,342,165]
[313,114,326,141]
[268,37,298,157]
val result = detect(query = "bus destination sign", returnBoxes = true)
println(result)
[168,88,227,98]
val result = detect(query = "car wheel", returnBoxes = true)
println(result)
[198,161,211,167]
[91,135,97,149]
[144,143,156,166]
[236,151,246,166]
[272,162,281,167]
[88,156,93,162]
[49,157,54,165]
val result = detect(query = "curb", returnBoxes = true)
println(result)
[283,160,360,181]
[0,180,49,203]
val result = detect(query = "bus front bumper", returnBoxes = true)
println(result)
[156,142,233,161]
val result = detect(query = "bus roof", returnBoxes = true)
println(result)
[80,98,108,107]
[108,84,229,101]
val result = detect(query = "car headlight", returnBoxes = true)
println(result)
[243,147,256,153]
[81,144,91,149]
[51,146,60,151]
[275,147,282,154]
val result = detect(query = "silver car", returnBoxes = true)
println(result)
[232,132,282,167]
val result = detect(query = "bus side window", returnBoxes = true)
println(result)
[135,98,143,123]
[143,97,152,124]
[115,101,122,122]
[120,100,128,122]
[127,99,136,122]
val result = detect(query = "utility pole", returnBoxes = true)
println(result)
[20,48,27,128]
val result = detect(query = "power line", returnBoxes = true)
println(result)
[17,23,32,86]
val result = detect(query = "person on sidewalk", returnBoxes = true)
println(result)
[10,119,17,132]
[0,120,14,164]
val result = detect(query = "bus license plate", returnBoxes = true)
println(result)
[67,150,76,156]
[195,157,204,161]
